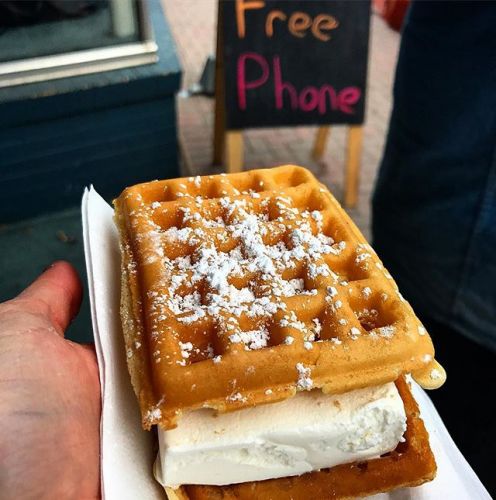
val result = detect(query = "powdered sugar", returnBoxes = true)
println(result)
[228,392,247,402]
[145,407,162,424]
[296,363,313,390]
[350,327,361,340]
[376,326,396,338]
[150,195,346,335]
[308,262,331,279]
[229,328,269,350]
[179,341,193,359]
[127,181,404,371]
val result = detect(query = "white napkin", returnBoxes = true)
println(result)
[82,187,490,500]
[83,187,163,500]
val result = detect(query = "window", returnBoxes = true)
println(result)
[0,0,157,88]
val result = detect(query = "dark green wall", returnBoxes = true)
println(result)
[0,0,182,221]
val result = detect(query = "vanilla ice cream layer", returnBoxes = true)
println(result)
[154,382,406,488]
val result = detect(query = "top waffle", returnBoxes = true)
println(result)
[114,165,445,430]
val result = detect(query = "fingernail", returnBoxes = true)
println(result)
[42,263,56,273]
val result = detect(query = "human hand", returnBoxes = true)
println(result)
[0,262,100,499]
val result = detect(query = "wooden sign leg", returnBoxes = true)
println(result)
[312,126,331,160]
[213,2,225,166]
[225,131,244,173]
[212,96,225,166]
[344,125,363,208]
[212,44,225,166]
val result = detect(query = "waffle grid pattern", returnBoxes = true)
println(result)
[115,166,445,430]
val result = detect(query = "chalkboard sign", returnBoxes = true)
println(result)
[221,0,371,130]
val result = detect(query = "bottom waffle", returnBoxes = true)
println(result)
[165,377,435,500]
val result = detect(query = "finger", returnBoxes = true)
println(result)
[75,342,98,357]
[17,261,83,335]
[68,341,100,370]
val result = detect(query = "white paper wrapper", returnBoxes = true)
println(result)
[82,187,490,500]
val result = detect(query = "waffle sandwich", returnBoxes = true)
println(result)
[114,165,446,498]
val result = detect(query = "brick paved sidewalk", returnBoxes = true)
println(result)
[162,0,400,239]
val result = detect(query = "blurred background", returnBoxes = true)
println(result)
[0,0,403,343]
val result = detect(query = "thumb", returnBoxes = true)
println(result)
[16,261,83,335]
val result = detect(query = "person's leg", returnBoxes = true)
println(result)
[372,2,496,492]
[372,1,496,349]
[423,319,495,494]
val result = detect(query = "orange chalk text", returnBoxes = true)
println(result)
[236,0,339,41]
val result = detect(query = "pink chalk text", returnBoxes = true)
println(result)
[237,52,361,114]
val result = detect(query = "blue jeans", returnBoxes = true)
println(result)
[373,1,496,352]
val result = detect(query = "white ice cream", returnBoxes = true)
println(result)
[154,383,406,488]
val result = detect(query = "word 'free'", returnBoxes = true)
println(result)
[236,0,339,41]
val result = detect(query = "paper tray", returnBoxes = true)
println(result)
[82,187,490,500]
